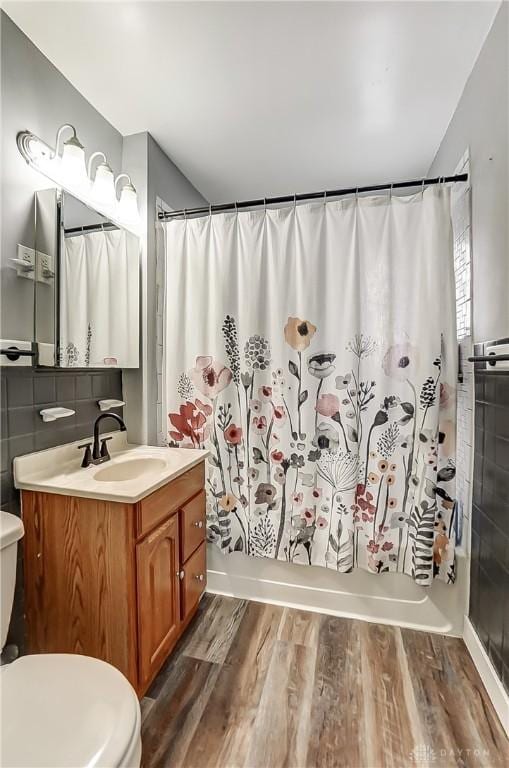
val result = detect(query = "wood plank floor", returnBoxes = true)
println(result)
[141,595,509,768]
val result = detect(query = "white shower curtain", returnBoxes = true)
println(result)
[60,229,139,367]
[162,188,457,584]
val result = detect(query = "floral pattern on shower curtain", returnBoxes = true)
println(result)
[163,188,457,584]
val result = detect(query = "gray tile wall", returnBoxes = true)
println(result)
[0,366,123,652]
[470,341,509,693]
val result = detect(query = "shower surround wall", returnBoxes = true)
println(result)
[471,354,509,694]
[429,3,508,726]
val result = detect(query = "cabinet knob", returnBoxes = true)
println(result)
[193,520,204,528]
[194,573,204,582]
[177,570,185,580]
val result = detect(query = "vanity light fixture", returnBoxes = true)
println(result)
[116,174,141,228]
[57,125,88,190]
[88,151,116,209]
[16,124,141,234]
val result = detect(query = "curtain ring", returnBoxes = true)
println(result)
[323,191,327,207]
[421,179,425,199]
[183,208,187,220]
[293,193,297,210]
[209,203,212,217]
[389,183,393,200]
[355,188,359,203]
[263,198,267,214]
[234,201,238,215]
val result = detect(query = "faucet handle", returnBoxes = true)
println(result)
[77,442,92,468]
[100,436,113,459]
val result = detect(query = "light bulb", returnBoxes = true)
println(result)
[91,162,116,207]
[61,135,88,190]
[118,182,140,225]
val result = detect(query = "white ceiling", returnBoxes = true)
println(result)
[4,1,500,203]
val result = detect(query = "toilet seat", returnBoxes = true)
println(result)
[0,653,141,768]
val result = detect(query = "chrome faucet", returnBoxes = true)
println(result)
[78,412,127,468]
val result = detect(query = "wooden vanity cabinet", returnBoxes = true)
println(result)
[22,460,207,697]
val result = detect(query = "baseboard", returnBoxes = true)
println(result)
[463,617,509,737]
[206,547,469,637]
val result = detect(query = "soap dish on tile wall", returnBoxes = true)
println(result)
[98,399,125,412]
[40,407,75,423]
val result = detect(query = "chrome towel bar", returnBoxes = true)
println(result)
[467,354,509,366]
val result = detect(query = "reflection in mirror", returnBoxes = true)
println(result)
[1,194,36,345]
[34,189,58,357]
[35,189,140,368]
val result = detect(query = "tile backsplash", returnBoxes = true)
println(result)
[0,366,123,652]
[469,341,509,694]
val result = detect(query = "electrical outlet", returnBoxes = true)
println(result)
[36,250,55,285]
[9,245,36,280]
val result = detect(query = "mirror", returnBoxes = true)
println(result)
[35,188,140,368]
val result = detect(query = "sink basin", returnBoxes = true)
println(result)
[94,457,166,482]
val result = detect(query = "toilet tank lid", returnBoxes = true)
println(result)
[0,511,24,550]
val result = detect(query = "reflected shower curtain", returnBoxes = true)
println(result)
[60,229,139,367]
[163,188,457,584]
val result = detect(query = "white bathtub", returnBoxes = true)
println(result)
[207,545,469,637]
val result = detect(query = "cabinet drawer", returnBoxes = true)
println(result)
[137,462,204,538]
[180,490,206,562]
[181,542,206,622]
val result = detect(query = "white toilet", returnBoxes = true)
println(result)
[0,511,142,768]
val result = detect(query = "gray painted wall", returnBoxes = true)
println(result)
[122,132,207,445]
[147,134,207,444]
[0,12,124,341]
[429,3,508,343]
[1,13,207,451]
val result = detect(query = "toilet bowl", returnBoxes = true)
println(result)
[0,511,142,768]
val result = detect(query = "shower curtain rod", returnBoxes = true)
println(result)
[158,173,468,220]
[64,222,119,234]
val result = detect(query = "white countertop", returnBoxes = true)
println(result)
[13,432,208,503]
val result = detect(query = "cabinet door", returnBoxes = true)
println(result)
[136,514,180,689]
